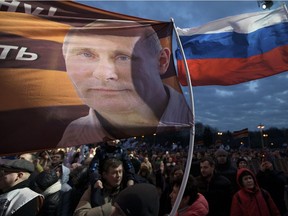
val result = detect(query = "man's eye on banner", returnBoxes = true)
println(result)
[59,20,193,147]
[0,1,193,155]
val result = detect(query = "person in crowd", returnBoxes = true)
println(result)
[256,157,288,216]
[170,175,209,216]
[88,139,135,189]
[236,157,249,169]
[0,159,43,216]
[155,160,166,195]
[196,157,233,216]
[214,149,237,193]
[141,156,153,174]
[230,168,280,216]
[135,163,156,185]
[58,20,192,147]
[159,165,184,216]
[18,152,42,188]
[37,151,52,171]
[34,169,70,216]
[128,152,141,174]
[88,139,135,206]
[74,158,125,216]
[50,150,72,192]
[110,183,160,216]
[68,165,90,214]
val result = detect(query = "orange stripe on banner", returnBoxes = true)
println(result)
[0,69,83,111]
[177,44,288,86]
[162,76,183,93]
[0,12,70,43]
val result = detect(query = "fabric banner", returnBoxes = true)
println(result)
[0,0,193,155]
[232,128,249,139]
[176,6,288,86]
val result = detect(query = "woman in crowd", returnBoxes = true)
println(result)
[230,168,280,216]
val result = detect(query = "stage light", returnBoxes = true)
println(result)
[257,0,273,10]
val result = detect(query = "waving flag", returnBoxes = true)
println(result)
[0,0,192,155]
[176,6,288,86]
[232,128,249,139]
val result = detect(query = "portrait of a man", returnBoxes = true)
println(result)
[58,20,193,147]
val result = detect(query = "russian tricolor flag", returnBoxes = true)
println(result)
[176,6,288,86]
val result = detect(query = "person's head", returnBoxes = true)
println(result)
[62,21,171,127]
[170,175,199,209]
[0,159,34,192]
[111,183,159,216]
[214,149,228,165]
[261,160,274,171]
[106,139,120,146]
[199,157,215,179]
[18,152,35,163]
[196,152,204,160]
[34,169,59,193]
[237,168,257,190]
[172,166,184,180]
[236,157,248,169]
[69,165,89,188]
[51,150,65,166]
[39,151,50,160]
[139,164,150,177]
[102,158,123,189]
[143,157,149,163]
[260,153,274,170]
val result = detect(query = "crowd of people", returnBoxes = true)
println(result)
[0,139,288,216]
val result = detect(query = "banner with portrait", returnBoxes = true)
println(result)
[0,0,193,155]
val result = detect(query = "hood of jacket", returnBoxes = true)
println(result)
[236,168,259,192]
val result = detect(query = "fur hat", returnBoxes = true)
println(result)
[114,183,159,216]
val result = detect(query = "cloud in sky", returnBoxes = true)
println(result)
[79,0,288,132]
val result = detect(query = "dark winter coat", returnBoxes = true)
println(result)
[256,169,288,215]
[196,173,233,216]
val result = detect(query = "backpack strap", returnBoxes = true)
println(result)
[260,188,272,216]
[236,192,242,204]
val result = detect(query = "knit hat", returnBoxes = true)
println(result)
[0,159,34,173]
[114,183,159,216]
[236,157,248,168]
[214,149,228,157]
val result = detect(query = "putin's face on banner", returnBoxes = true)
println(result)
[63,22,171,126]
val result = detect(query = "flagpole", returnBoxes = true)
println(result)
[282,2,288,17]
[169,17,196,216]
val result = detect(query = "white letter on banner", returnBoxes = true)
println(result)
[48,7,57,16]
[0,45,18,59]
[16,47,38,61]
[0,0,20,12]
[24,3,43,15]
[24,3,57,16]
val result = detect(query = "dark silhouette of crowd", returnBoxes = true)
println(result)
[1,139,288,216]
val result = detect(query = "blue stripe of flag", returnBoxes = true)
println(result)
[176,22,288,60]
